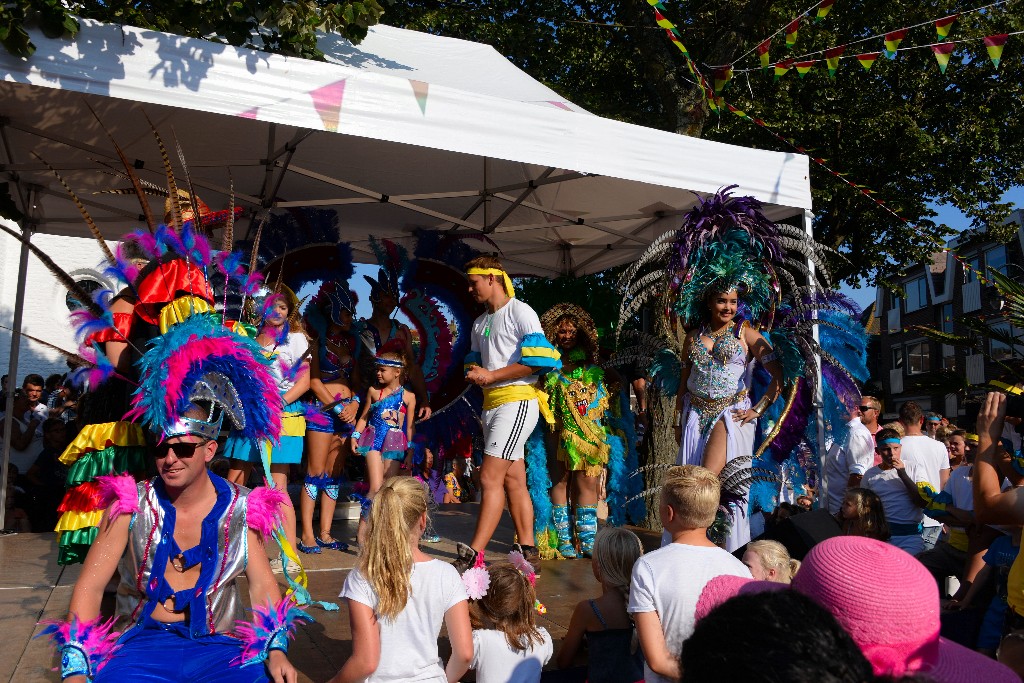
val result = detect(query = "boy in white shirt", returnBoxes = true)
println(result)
[898,401,950,551]
[863,428,929,555]
[628,465,751,682]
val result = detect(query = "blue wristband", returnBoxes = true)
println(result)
[351,431,362,440]
[59,643,91,680]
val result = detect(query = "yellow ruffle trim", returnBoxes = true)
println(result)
[59,422,146,466]
[159,295,213,334]
[54,509,105,533]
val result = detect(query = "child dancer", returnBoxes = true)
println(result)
[464,559,552,683]
[330,477,472,683]
[837,487,891,541]
[556,527,645,683]
[350,350,416,496]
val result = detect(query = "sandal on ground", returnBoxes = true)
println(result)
[316,534,349,551]
[297,540,322,554]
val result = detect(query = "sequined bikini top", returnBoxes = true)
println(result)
[320,330,354,382]
[687,325,749,400]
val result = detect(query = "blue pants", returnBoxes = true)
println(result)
[94,622,269,683]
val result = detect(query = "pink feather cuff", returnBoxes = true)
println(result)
[38,614,122,680]
[231,596,312,667]
[96,473,140,519]
[246,486,289,540]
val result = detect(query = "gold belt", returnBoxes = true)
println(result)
[690,389,748,435]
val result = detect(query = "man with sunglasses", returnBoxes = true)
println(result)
[822,402,875,516]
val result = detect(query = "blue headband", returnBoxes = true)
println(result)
[878,438,900,446]
[375,357,404,368]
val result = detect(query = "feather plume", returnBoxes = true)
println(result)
[33,153,115,265]
[142,111,182,233]
[95,473,140,519]
[231,596,312,667]
[85,102,156,233]
[222,175,235,251]
[37,614,122,675]
[172,131,204,237]
[0,223,104,317]
[246,485,289,540]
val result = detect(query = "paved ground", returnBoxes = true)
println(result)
[1,504,660,682]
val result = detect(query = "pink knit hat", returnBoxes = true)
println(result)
[695,537,1018,682]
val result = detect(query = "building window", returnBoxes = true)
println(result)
[887,290,900,312]
[905,277,928,312]
[891,345,904,370]
[906,341,931,374]
[940,303,953,334]
[985,245,1008,277]
[990,322,1024,362]
[964,254,981,283]
[65,279,105,312]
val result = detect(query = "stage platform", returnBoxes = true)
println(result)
[1,503,659,682]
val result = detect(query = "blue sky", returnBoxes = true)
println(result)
[839,186,1024,311]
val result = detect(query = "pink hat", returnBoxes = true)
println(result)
[695,537,1018,682]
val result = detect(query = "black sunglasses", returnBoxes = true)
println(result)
[152,441,208,459]
[857,405,876,412]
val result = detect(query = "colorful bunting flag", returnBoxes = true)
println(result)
[712,66,734,93]
[309,79,347,132]
[816,0,836,22]
[785,19,800,48]
[931,43,954,73]
[409,80,429,115]
[825,46,846,77]
[795,61,816,78]
[665,29,689,56]
[935,15,957,41]
[984,34,1008,69]
[856,52,880,70]
[884,29,907,58]
[654,9,676,33]
[774,58,794,80]
[757,39,772,69]
[646,0,667,7]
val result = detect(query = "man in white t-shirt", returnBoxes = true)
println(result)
[458,257,561,574]
[863,428,929,555]
[823,407,875,515]
[898,401,950,551]
[628,465,751,683]
[916,454,976,596]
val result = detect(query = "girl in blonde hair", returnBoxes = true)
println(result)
[331,477,472,683]
[742,540,801,584]
[556,527,645,682]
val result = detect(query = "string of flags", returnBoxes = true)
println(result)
[646,0,998,286]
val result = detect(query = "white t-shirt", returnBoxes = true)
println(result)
[340,559,469,683]
[628,543,752,683]
[943,465,973,511]
[264,331,309,394]
[824,417,875,515]
[471,628,553,683]
[471,298,545,389]
[900,435,950,529]
[0,411,43,473]
[862,464,928,527]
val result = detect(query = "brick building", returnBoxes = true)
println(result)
[874,210,1024,423]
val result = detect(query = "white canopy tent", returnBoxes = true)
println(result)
[0,19,814,520]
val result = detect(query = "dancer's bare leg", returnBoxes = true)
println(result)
[702,418,728,476]
[470,454,515,552]
[226,460,253,486]
[318,435,344,542]
[505,459,535,547]
[302,430,332,547]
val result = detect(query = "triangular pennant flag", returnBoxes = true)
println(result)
[238,107,259,120]
[665,29,689,56]
[935,15,957,41]
[774,58,794,80]
[856,52,880,70]
[310,79,347,132]
[654,9,675,32]
[884,29,907,58]
[785,19,800,48]
[712,66,734,93]
[409,80,429,115]
[646,0,666,7]
[757,39,772,69]
[984,34,1008,69]
[795,61,816,78]
[816,0,836,22]
[825,46,846,77]
[931,43,954,73]
[727,103,748,118]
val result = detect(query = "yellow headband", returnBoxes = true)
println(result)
[467,267,515,298]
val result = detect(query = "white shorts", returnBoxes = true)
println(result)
[482,399,539,462]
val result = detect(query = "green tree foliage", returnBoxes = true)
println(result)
[387,0,1024,287]
[0,0,387,59]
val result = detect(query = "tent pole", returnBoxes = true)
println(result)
[804,209,826,472]
[0,217,34,530]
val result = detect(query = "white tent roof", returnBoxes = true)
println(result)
[0,20,811,276]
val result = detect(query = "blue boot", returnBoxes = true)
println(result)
[552,504,577,559]
[575,505,598,558]
[303,474,323,502]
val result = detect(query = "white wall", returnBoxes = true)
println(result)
[0,223,115,382]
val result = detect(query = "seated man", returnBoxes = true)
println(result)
[43,314,304,683]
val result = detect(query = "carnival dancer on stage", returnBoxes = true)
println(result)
[351,349,416,504]
[42,313,307,683]
[299,279,360,554]
[356,265,431,420]
[224,286,310,569]
[527,304,623,559]
[457,257,561,573]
